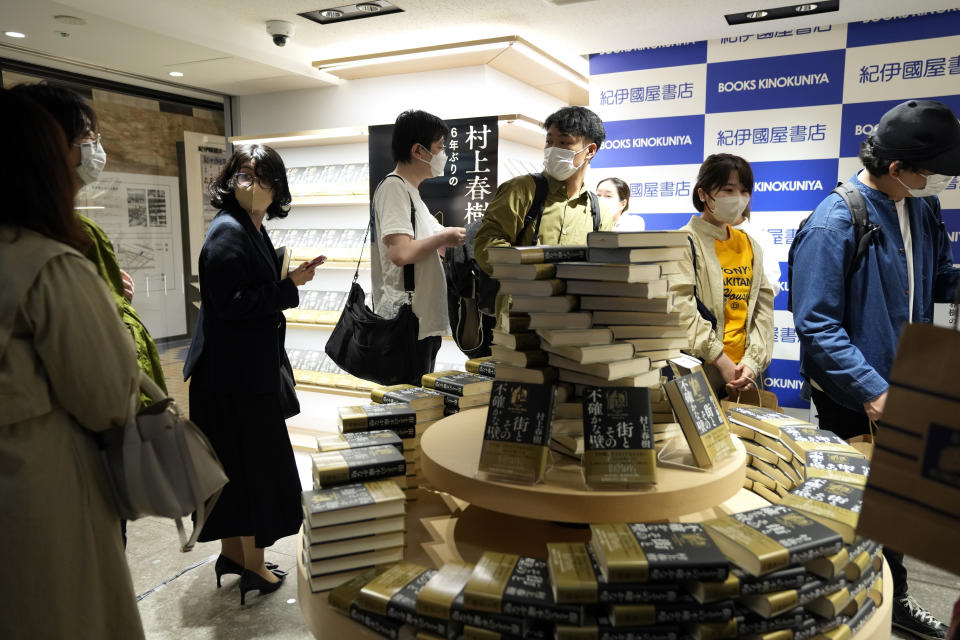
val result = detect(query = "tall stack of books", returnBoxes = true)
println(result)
[421,369,494,417]
[486,244,592,386]
[350,384,447,496]
[301,480,406,593]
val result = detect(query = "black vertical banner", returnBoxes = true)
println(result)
[368,115,499,229]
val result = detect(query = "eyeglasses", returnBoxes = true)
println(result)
[235,172,278,189]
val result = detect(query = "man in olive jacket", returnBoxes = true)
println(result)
[473,107,613,323]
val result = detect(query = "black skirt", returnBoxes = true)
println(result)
[188,383,302,548]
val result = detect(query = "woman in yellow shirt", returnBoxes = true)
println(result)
[672,154,775,397]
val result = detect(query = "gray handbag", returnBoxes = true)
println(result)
[100,372,229,551]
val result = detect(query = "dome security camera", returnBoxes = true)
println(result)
[265,20,294,47]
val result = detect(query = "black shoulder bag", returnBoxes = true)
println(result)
[325,176,422,386]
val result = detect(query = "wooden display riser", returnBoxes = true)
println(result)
[419,407,748,523]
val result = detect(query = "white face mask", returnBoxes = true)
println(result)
[418,145,447,178]
[706,194,749,224]
[543,145,589,181]
[896,172,953,198]
[77,138,107,185]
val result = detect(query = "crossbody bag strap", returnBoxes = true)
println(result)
[403,192,416,298]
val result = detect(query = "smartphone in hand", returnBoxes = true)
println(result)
[303,255,326,269]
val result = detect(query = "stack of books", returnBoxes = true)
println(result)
[487,244,592,385]
[348,385,447,496]
[421,369,494,417]
[301,480,406,593]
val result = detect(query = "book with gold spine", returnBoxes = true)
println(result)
[581,386,656,488]
[589,523,729,583]
[555,617,682,640]
[805,545,850,580]
[339,403,442,437]
[606,600,736,627]
[422,370,494,397]
[301,480,404,529]
[664,369,736,467]
[356,562,460,638]
[780,479,863,544]
[703,505,844,576]
[465,357,498,378]
[725,406,811,438]
[802,451,870,487]
[328,567,411,636]
[371,384,446,410]
[317,429,403,454]
[311,444,406,489]
[741,574,847,618]
[843,539,881,581]
[546,543,685,605]
[842,566,879,616]
[463,552,583,624]
[478,381,556,484]
[818,597,877,640]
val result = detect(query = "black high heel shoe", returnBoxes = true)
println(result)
[239,569,285,605]
[214,555,281,587]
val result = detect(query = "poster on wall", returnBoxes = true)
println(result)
[182,131,228,275]
[368,116,499,228]
[588,9,960,411]
[76,171,187,339]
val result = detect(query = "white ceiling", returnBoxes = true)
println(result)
[1,0,958,99]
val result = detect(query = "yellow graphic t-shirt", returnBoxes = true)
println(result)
[714,227,753,363]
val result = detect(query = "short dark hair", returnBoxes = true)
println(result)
[9,82,98,143]
[0,89,88,251]
[692,153,754,212]
[391,110,450,164]
[858,136,923,177]
[544,106,606,147]
[210,144,292,219]
[597,177,630,211]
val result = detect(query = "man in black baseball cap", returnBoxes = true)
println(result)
[790,99,959,640]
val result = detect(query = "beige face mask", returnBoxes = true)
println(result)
[234,184,274,214]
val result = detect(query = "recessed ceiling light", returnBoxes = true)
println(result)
[725,0,838,25]
[169,71,184,77]
[319,9,344,18]
[356,3,383,12]
[54,15,86,26]
[299,2,402,25]
[3,31,26,38]
[795,3,818,11]
[745,10,769,19]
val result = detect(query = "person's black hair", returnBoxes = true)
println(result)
[391,110,450,164]
[597,177,630,213]
[858,136,923,177]
[210,144,292,219]
[544,106,606,147]
[0,89,88,251]
[692,153,754,212]
[8,82,98,143]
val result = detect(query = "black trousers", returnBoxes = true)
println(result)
[811,389,909,598]
[405,335,442,385]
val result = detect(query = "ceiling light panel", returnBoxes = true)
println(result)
[299,1,403,25]
[725,0,838,25]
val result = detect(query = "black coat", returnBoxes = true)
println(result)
[183,208,298,394]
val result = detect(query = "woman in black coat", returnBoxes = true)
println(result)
[183,144,318,603]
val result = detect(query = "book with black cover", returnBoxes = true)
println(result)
[478,381,557,484]
[780,478,863,543]
[356,563,460,639]
[301,480,405,528]
[329,567,415,639]
[703,505,844,576]
[803,450,870,487]
[316,429,403,454]
[371,384,446,410]
[486,244,589,264]
[582,386,656,488]
[422,371,493,397]
[311,444,407,488]
[665,369,736,467]
[589,522,729,583]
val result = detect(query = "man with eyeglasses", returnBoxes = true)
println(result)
[790,99,959,640]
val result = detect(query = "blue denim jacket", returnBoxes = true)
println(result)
[789,172,959,412]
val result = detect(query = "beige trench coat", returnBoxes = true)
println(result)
[0,227,144,639]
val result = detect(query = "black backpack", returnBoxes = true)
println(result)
[787,181,937,312]
[445,173,600,357]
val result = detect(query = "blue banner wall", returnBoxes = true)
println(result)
[589,10,960,412]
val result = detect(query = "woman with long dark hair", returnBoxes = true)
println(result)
[0,89,144,638]
[183,144,317,603]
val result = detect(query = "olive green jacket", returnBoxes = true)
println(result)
[474,172,613,274]
[79,215,167,397]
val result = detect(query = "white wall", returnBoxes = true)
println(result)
[235,65,564,133]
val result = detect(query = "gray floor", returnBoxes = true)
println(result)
[138,341,959,639]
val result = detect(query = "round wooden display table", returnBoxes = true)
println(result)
[419,407,748,523]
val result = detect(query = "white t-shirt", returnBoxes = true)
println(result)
[615,212,646,231]
[734,218,782,296]
[895,198,914,322]
[370,174,450,340]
